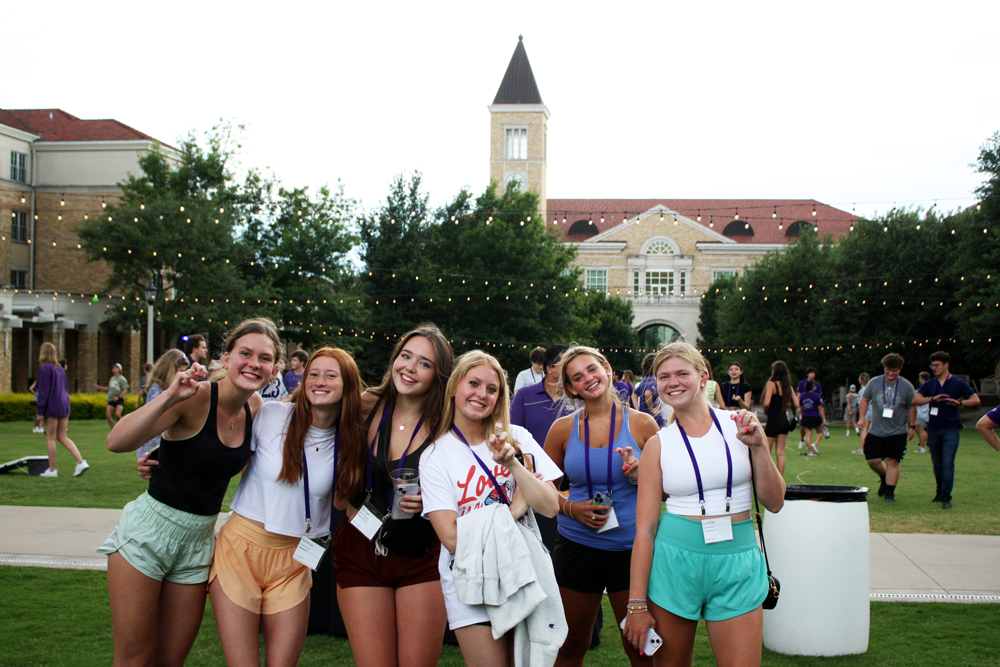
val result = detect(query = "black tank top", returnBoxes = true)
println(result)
[767,383,788,424]
[148,382,253,516]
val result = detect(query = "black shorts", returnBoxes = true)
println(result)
[551,532,632,594]
[764,416,790,438]
[864,433,907,462]
[801,416,823,429]
[107,397,125,408]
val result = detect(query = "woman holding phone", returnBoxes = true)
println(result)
[332,323,455,667]
[543,346,658,666]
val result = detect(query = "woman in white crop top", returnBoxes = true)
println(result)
[211,347,366,666]
[624,342,785,667]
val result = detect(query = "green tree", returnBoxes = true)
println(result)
[570,291,640,371]
[76,123,277,341]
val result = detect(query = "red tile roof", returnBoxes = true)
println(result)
[1,108,165,144]
[547,199,857,245]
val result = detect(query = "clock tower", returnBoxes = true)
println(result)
[489,36,549,221]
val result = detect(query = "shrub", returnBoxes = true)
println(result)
[0,393,140,422]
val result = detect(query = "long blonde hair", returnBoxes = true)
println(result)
[39,342,58,367]
[652,342,709,424]
[558,345,623,409]
[437,350,518,450]
[148,349,189,393]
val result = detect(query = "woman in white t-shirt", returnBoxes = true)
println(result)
[421,350,563,666]
[211,347,366,666]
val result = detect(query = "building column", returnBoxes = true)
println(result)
[83,330,101,392]
[122,328,141,393]
[0,329,11,393]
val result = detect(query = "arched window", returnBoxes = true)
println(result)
[723,221,754,237]
[567,219,598,237]
[785,221,814,237]
[645,239,674,255]
[638,324,681,349]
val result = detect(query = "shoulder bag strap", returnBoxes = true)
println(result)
[748,450,774,578]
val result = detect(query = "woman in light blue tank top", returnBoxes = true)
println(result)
[543,346,660,666]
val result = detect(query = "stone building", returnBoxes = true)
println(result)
[0,108,179,393]
[489,39,856,346]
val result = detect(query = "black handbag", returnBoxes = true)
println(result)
[786,410,798,432]
[749,452,780,610]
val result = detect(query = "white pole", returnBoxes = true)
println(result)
[147,302,155,364]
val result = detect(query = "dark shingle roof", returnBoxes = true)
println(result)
[493,36,544,105]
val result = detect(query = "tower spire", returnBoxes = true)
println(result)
[493,36,543,105]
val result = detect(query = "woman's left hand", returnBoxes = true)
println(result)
[616,446,639,482]
[731,410,766,448]
[488,431,516,467]
[400,490,424,515]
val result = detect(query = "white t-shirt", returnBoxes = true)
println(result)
[258,375,288,403]
[659,408,752,516]
[230,401,337,538]
[421,424,562,629]
[513,367,544,394]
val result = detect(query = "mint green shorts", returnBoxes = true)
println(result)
[647,512,767,621]
[97,492,217,584]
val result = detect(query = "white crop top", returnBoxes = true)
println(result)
[659,408,753,516]
[230,401,337,538]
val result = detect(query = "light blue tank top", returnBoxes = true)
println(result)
[557,407,640,551]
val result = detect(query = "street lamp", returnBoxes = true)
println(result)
[144,282,157,364]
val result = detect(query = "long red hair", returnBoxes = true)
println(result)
[277,348,367,492]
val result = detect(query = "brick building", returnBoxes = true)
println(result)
[0,109,180,393]
[489,38,857,346]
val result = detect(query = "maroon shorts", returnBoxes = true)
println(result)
[332,519,441,589]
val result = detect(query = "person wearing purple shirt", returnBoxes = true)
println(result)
[976,404,1000,453]
[913,351,980,509]
[35,342,88,478]
[511,344,573,447]
[283,349,307,393]
[796,367,821,449]
[798,381,826,456]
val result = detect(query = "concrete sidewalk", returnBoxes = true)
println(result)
[1,506,998,603]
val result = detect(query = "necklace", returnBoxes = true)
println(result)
[218,403,241,430]
[394,413,422,431]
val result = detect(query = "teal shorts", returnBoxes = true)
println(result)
[96,492,217,584]
[647,511,767,621]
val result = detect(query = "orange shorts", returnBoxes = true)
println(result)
[209,513,311,615]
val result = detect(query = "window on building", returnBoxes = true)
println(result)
[723,221,754,237]
[633,269,640,294]
[11,211,29,243]
[585,269,608,291]
[645,270,674,295]
[568,219,598,237]
[785,221,813,237]
[11,270,27,289]
[10,152,27,183]
[645,239,674,255]
[679,271,686,295]
[505,128,528,160]
[713,269,737,282]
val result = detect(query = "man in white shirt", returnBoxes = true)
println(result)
[513,346,546,395]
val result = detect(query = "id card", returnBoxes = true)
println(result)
[293,536,329,571]
[930,406,939,416]
[882,408,894,419]
[596,506,620,533]
[702,516,734,544]
[350,499,384,541]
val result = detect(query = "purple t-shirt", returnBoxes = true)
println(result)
[35,363,71,419]
[633,376,664,426]
[510,380,574,446]
[283,370,303,393]
[797,379,822,396]
[987,405,1000,425]
[917,375,975,429]
[800,391,824,417]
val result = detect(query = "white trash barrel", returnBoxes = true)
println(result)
[762,485,870,656]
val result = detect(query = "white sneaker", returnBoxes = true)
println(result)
[798,440,805,449]
[32,427,43,433]
[74,460,90,477]
[916,447,927,454]
[846,430,850,437]
[40,468,58,478]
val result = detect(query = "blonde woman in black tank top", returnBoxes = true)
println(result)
[103,319,281,667]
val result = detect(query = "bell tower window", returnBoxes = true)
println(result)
[505,128,527,159]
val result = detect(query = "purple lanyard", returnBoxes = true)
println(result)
[676,411,734,515]
[366,402,424,498]
[302,426,340,535]
[583,404,616,499]
[728,383,737,406]
[451,426,510,505]
[882,378,899,408]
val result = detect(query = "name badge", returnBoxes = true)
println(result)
[930,406,939,416]
[293,536,329,571]
[596,506,620,533]
[882,408,894,419]
[702,516,734,544]
[350,498,384,541]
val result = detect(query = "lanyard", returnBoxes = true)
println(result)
[452,426,510,505]
[676,411,734,515]
[728,383,738,406]
[366,402,424,498]
[302,426,340,535]
[882,378,899,408]
[583,404,616,499]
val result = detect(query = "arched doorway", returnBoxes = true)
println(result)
[638,323,682,350]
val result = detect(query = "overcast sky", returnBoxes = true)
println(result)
[10,1,998,219]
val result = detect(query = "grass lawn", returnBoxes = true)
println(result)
[1,420,997,534]
[1,567,998,667]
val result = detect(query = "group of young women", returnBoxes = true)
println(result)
[99,317,783,667]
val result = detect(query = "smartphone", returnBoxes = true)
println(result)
[146,445,160,461]
[592,491,613,516]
